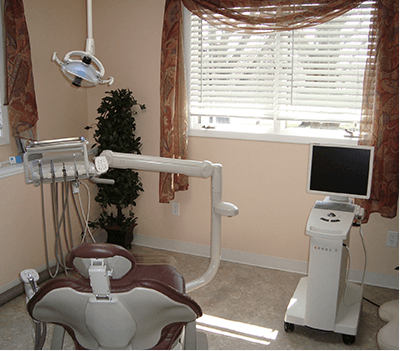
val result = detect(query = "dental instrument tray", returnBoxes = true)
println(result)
[24,137,96,185]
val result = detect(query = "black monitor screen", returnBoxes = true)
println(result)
[308,144,374,199]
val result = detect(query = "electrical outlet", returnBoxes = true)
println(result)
[172,202,180,216]
[386,231,399,248]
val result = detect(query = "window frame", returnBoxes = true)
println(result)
[183,5,372,145]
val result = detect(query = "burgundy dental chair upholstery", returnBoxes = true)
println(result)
[27,243,202,350]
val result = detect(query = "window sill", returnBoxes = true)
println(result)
[189,128,359,145]
[0,162,24,179]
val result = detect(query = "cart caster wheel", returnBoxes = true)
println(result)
[342,334,355,345]
[284,322,294,332]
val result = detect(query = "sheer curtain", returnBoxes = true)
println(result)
[160,0,398,212]
[4,0,38,141]
[356,0,399,222]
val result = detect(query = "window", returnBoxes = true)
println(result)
[0,1,9,146]
[184,2,373,144]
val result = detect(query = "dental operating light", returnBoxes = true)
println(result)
[52,0,113,87]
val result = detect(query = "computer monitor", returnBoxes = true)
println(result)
[307,143,374,202]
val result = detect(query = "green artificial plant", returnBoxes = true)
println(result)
[87,89,146,247]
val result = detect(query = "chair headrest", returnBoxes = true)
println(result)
[68,243,136,279]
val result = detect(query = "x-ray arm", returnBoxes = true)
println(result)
[98,150,239,292]
[99,150,214,178]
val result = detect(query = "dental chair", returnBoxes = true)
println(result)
[26,243,202,349]
[22,137,239,349]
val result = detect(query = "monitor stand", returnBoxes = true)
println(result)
[327,195,351,204]
[283,199,362,345]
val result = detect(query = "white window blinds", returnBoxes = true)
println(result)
[188,2,373,126]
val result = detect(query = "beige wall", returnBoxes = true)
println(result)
[0,0,89,287]
[0,0,398,290]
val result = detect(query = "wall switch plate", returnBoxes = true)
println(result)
[172,202,180,216]
[386,231,399,248]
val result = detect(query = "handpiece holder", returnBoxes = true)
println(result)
[20,269,40,302]
[20,269,47,349]
[24,137,108,186]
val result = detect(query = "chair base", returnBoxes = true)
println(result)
[377,300,399,350]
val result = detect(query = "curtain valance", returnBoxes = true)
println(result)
[181,0,365,32]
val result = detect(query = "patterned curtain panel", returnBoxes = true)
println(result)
[356,0,399,222]
[160,0,189,203]
[4,0,38,140]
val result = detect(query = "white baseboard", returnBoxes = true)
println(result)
[133,234,399,290]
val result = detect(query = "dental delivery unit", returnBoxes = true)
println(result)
[21,136,238,349]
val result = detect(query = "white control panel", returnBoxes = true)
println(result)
[306,201,356,240]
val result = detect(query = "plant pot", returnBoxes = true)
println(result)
[105,223,136,249]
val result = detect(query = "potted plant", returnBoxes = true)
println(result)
[87,89,146,248]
